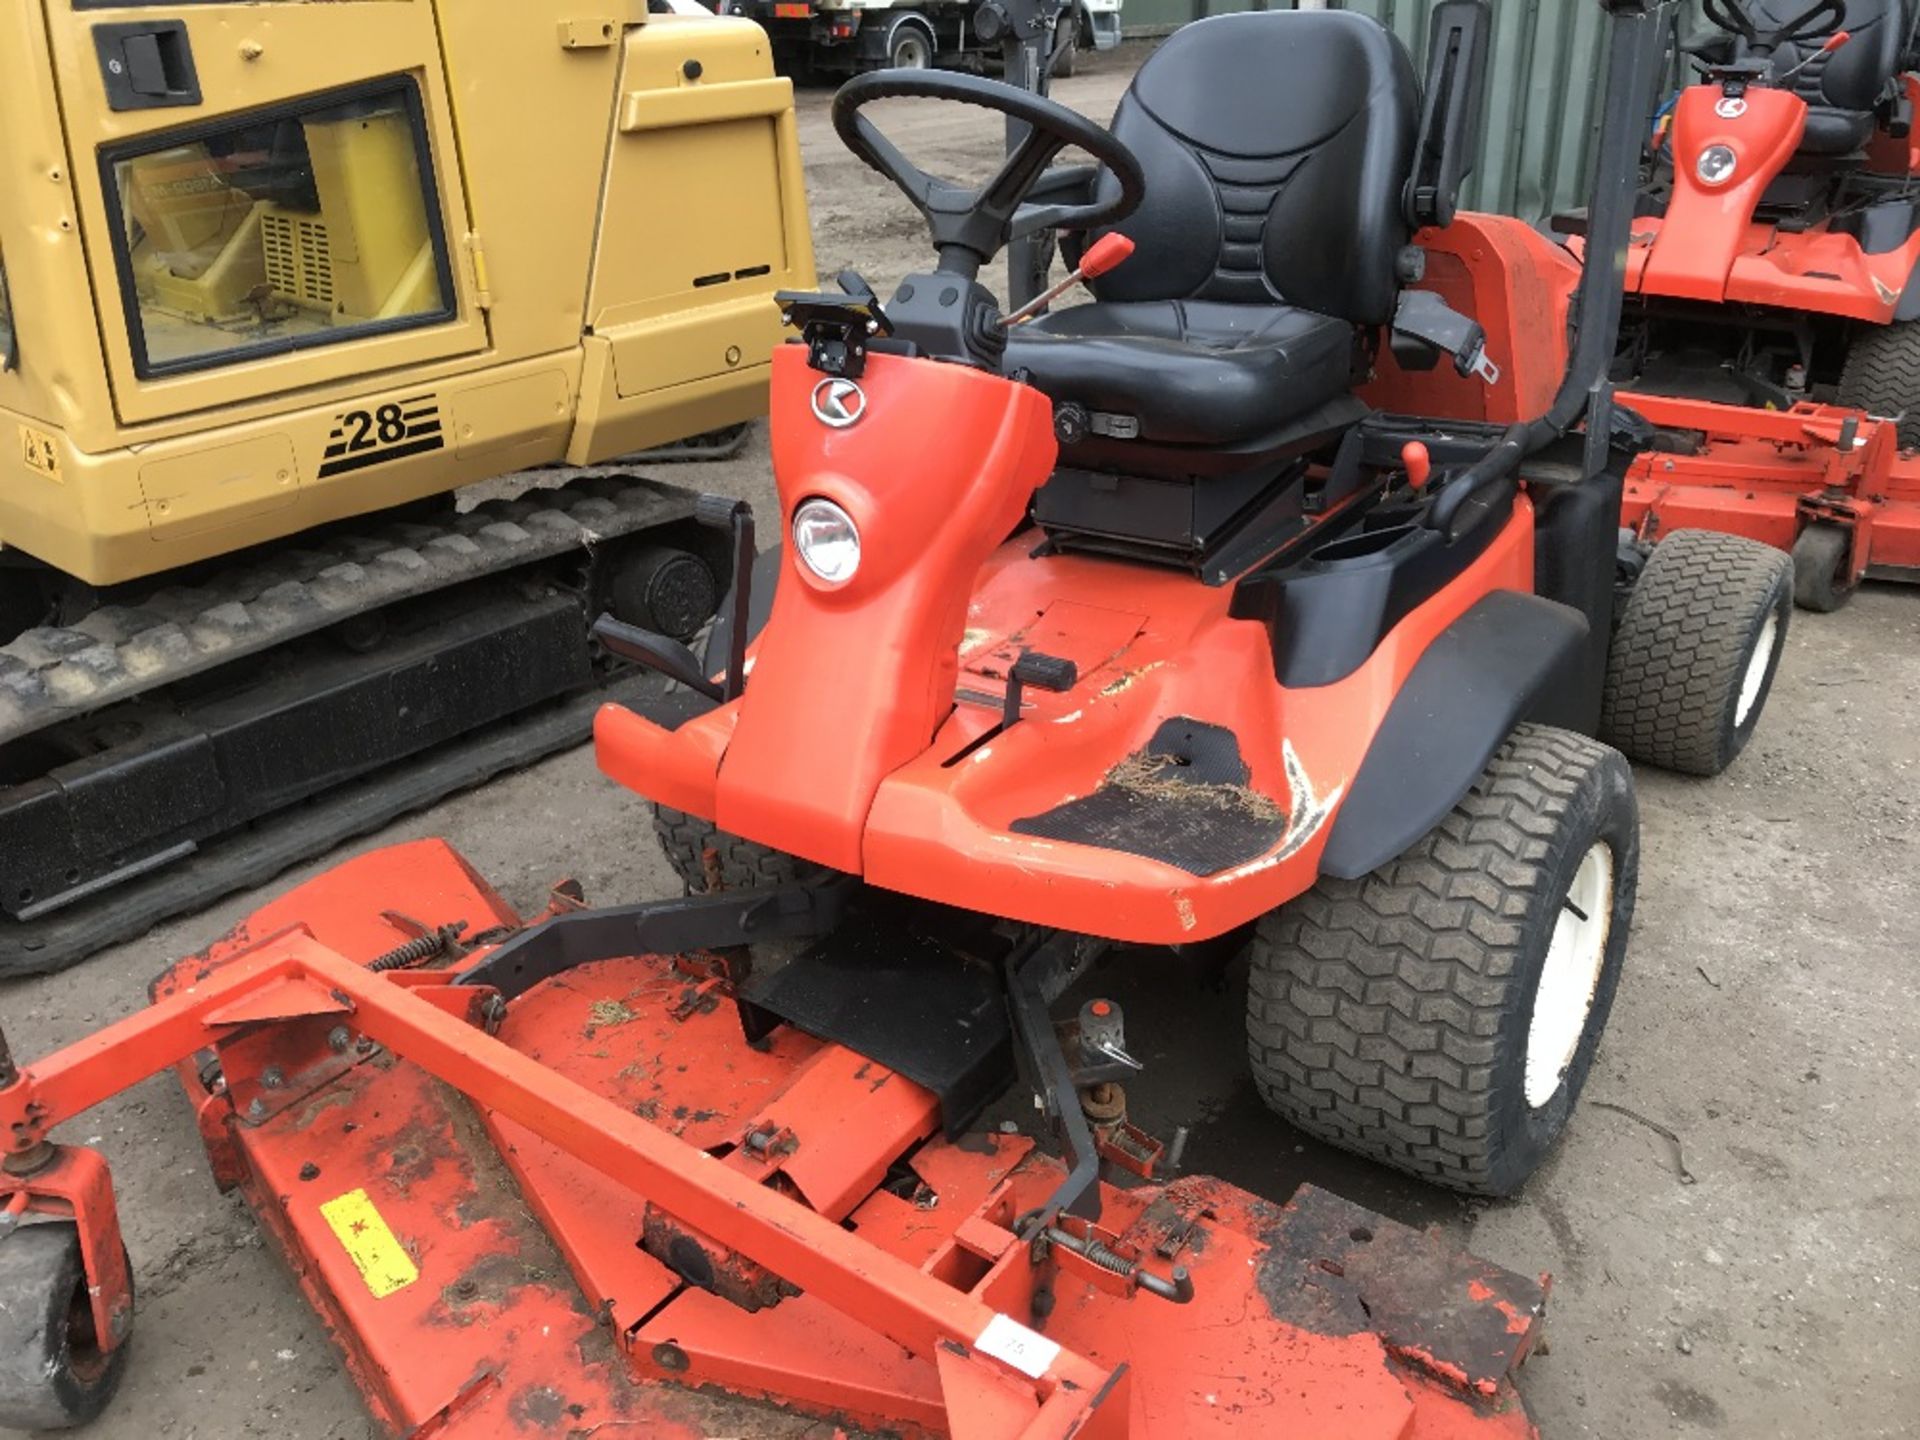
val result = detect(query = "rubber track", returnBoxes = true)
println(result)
[1246,725,1614,1194]
[0,475,695,745]
[1599,528,1789,776]
[1836,320,1920,449]
[0,670,668,979]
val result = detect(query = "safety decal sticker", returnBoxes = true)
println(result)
[19,424,59,480]
[319,1187,420,1298]
[318,393,444,479]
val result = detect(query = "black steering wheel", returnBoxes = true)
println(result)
[831,69,1145,278]
[1703,0,1848,54]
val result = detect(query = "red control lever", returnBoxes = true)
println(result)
[1007,234,1137,325]
[1078,232,1137,281]
[1402,441,1433,490]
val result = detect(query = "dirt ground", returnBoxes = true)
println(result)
[6,41,1920,1440]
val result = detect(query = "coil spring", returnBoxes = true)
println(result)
[367,927,458,973]
[1078,1235,1136,1279]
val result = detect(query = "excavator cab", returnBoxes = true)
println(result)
[0,2,815,974]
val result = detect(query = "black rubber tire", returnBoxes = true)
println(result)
[1835,320,1920,449]
[1246,725,1639,1197]
[1791,523,1857,613]
[887,21,933,69]
[1600,529,1793,777]
[1051,20,1080,77]
[0,1224,130,1431]
[651,804,819,894]
[646,616,817,894]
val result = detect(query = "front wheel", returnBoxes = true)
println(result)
[1600,529,1792,776]
[0,1224,131,1431]
[1246,725,1639,1197]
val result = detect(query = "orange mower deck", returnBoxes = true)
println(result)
[1,840,1548,1439]
[1620,390,1920,583]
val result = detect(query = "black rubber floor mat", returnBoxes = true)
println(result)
[1011,717,1285,877]
[742,899,1013,1136]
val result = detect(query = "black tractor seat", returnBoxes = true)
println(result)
[1014,300,1359,448]
[1748,0,1914,155]
[1005,10,1418,477]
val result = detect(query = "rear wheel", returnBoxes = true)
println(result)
[1246,726,1638,1197]
[887,22,933,70]
[1791,523,1857,613]
[1600,529,1792,776]
[0,1224,130,1431]
[1836,320,1920,449]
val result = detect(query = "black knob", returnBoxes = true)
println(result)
[1054,403,1090,446]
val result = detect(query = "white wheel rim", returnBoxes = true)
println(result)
[1735,610,1780,729]
[1524,842,1615,1110]
[897,35,928,66]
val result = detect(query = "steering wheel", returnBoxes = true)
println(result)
[831,70,1145,279]
[1703,0,1848,52]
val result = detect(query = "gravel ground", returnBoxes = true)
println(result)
[4,40,1918,1440]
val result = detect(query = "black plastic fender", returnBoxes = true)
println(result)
[1318,589,1590,880]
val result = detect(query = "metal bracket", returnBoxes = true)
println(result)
[456,878,856,1003]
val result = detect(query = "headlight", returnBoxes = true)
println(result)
[793,498,860,584]
[1697,144,1738,187]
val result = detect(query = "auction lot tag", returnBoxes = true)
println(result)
[975,1313,1061,1379]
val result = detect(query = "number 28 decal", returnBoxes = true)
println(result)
[318,394,444,479]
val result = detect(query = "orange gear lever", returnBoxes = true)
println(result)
[1401,441,1433,490]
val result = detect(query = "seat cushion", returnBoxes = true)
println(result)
[1006,300,1357,447]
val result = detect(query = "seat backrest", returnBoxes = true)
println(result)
[1752,0,1909,115]
[1085,11,1419,328]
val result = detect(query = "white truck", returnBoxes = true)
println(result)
[719,0,1122,77]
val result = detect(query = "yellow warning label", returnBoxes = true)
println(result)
[319,1188,419,1299]
[19,425,59,480]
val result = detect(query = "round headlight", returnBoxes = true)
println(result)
[793,498,860,584]
[1697,144,1738,187]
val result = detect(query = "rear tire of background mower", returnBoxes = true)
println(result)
[1835,320,1920,449]
[1600,529,1792,777]
[0,1224,130,1432]
[1790,523,1856,613]
[1245,725,1639,1197]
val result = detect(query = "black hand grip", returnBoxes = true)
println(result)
[695,494,745,530]
[1011,651,1078,693]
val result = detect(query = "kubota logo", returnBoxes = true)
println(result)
[811,377,867,429]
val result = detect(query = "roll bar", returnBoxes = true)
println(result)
[1428,0,1671,536]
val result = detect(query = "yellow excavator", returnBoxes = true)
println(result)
[0,0,815,974]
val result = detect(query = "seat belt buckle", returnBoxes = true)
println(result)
[1464,342,1501,387]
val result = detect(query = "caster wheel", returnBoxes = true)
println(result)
[0,1223,131,1431]
[1791,524,1857,614]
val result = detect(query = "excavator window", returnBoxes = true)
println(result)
[101,79,455,377]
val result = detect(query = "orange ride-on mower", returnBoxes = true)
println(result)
[1587,0,1920,606]
[0,3,1789,1436]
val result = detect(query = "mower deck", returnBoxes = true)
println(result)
[1620,390,1920,583]
[5,839,1547,1438]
